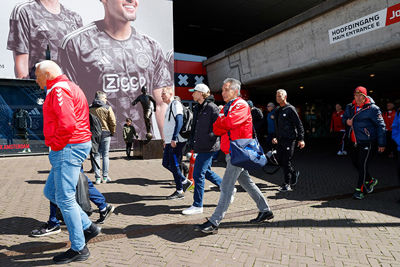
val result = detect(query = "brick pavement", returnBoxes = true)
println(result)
[0,146,400,266]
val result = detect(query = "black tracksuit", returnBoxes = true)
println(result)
[342,97,386,191]
[274,103,304,185]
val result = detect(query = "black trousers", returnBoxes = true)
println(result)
[276,139,296,185]
[349,143,375,191]
[333,131,346,152]
[386,131,397,156]
[397,151,400,184]
[126,142,133,157]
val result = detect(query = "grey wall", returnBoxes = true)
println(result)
[205,0,400,91]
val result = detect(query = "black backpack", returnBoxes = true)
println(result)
[169,100,193,139]
[89,113,102,146]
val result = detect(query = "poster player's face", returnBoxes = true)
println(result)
[105,0,139,22]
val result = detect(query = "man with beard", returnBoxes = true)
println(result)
[7,0,82,78]
[58,0,173,146]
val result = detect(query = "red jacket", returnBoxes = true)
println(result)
[330,110,345,132]
[213,97,253,154]
[383,110,395,131]
[43,75,92,151]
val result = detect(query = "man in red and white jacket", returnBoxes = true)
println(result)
[194,78,273,234]
[330,103,347,156]
[35,61,100,264]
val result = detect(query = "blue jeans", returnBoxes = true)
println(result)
[94,135,111,179]
[43,141,92,252]
[162,142,186,191]
[48,172,107,227]
[193,152,222,207]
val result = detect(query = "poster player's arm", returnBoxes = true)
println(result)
[7,6,30,78]
[153,87,168,139]
[13,52,29,79]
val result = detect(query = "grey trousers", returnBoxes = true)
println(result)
[209,154,270,226]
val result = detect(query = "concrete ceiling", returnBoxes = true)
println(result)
[249,51,400,106]
[173,0,327,57]
[173,0,400,106]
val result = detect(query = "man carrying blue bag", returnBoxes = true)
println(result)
[194,78,273,234]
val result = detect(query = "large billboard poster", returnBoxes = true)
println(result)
[0,0,174,149]
[0,80,47,155]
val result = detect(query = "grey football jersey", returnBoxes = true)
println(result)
[7,0,83,73]
[58,21,173,143]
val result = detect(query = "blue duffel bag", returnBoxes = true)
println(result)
[229,137,267,170]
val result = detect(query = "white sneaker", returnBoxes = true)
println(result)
[26,148,31,153]
[182,205,203,215]
[230,187,237,204]
[102,177,111,183]
[342,151,347,156]
[337,151,343,156]
[95,178,101,185]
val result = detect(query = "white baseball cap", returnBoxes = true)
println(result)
[189,83,210,93]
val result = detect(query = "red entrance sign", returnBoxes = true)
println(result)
[386,3,400,26]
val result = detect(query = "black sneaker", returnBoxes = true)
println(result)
[250,210,274,223]
[194,220,218,234]
[166,191,184,200]
[96,205,115,224]
[291,171,300,186]
[84,223,101,244]
[30,223,61,237]
[53,246,90,264]
[182,180,193,192]
[353,189,365,200]
[279,183,292,192]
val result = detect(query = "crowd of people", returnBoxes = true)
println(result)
[29,59,399,264]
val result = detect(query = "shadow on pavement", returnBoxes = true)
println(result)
[102,192,168,204]
[0,217,42,236]
[25,180,46,184]
[114,177,172,186]
[312,196,400,219]
[6,241,67,254]
[218,218,400,229]
[36,170,50,174]
[102,223,208,243]
[114,203,217,217]
[0,251,59,266]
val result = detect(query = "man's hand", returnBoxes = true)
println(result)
[378,147,385,153]
[298,140,305,149]
[272,138,278,144]
[346,119,353,126]
[171,140,177,148]
[135,134,139,139]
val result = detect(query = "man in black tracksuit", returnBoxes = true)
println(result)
[342,86,386,200]
[273,89,305,192]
